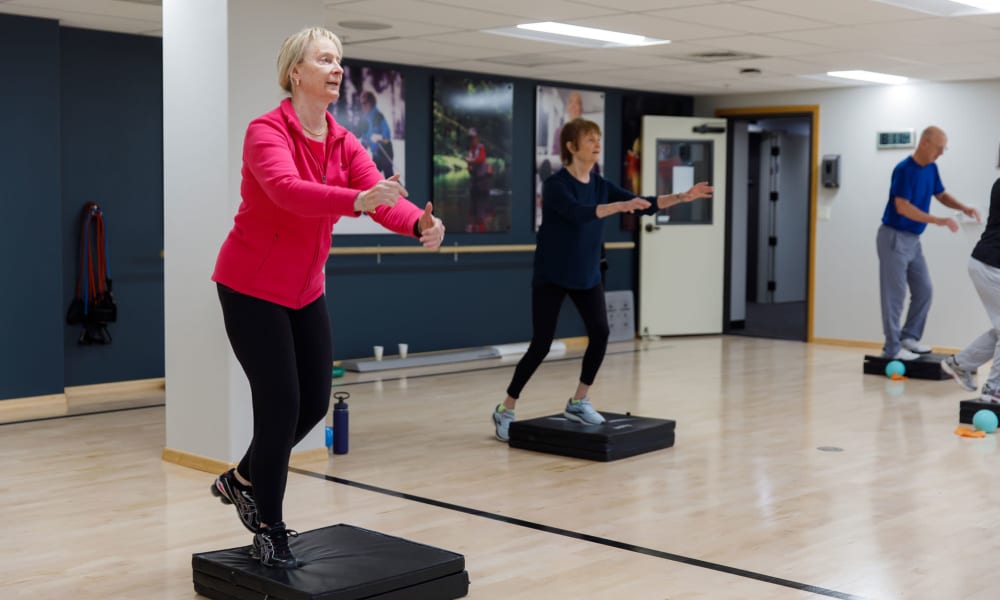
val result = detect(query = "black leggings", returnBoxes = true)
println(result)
[217,284,332,525]
[506,283,609,400]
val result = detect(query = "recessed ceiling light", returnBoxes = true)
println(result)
[827,70,909,85]
[483,22,669,49]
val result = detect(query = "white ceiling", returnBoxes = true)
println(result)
[4,0,1000,94]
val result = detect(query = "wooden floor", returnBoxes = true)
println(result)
[4,336,999,599]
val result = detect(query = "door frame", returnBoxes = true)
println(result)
[715,105,819,342]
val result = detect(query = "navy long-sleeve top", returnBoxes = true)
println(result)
[533,167,657,289]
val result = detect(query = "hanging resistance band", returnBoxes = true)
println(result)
[66,202,117,345]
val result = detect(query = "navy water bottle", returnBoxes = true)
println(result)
[332,391,350,455]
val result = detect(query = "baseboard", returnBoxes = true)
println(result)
[161,448,232,474]
[0,378,165,424]
[65,378,165,412]
[0,394,67,424]
[163,446,329,474]
[811,337,959,354]
[811,337,883,349]
[560,336,590,351]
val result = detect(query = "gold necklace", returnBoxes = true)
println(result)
[301,121,327,137]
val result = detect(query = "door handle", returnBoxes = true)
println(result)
[644,223,660,233]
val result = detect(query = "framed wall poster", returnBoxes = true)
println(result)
[328,64,405,234]
[432,76,513,233]
[535,86,604,230]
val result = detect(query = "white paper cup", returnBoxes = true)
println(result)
[398,343,408,358]
[373,345,384,361]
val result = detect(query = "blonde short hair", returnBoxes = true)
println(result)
[276,26,343,93]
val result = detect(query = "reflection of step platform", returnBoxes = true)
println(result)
[192,524,469,599]
[959,400,1000,425]
[863,353,952,380]
[508,412,675,462]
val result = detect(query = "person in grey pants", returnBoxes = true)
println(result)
[877,126,980,360]
[942,176,1000,401]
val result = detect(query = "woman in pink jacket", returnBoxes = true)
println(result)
[209,26,445,568]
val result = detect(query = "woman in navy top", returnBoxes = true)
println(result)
[492,118,712,441]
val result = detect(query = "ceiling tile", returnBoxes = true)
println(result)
[649,3,832,33]
[739,0,929,25]
[4,0,1000,95]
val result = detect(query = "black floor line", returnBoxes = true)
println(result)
[0,402,165,427]
[290,467,868,600]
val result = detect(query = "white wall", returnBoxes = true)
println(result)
[697,80,1000,348]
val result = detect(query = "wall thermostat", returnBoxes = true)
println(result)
[821,155,840,188]
[877,130,914,149]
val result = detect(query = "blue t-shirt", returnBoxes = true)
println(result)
[533,168,655,289]
[881,156,944,234]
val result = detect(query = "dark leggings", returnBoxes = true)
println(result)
[506,283,609,399]
[217,284,332,525]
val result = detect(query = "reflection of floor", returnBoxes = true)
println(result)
[730,300,806,341]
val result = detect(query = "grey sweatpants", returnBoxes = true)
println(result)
[954,257,1000,394]
[876,225,932,357]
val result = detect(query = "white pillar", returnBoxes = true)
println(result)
[163,0,325,464]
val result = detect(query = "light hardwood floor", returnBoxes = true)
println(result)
[3,336,998,599]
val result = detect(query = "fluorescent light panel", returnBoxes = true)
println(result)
[484,21,669,49]
[950,0,1000,10]
[874,0,1000,15]
[827,70,909,85]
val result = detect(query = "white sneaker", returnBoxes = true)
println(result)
[901,338,932,354]
[890,348,920,361]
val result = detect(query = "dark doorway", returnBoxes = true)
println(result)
[724,115,813,342]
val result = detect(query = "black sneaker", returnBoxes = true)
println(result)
[210,469,260,533]
[253,522,300,568]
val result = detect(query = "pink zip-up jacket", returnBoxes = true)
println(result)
[212,98,423,309]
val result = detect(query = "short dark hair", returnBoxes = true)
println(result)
[360,91,376,106]
[559,118,601,165]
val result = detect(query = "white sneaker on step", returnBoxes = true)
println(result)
[890,348,920,361]
[901,338,932,354]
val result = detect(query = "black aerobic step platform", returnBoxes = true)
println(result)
[863,353,954,380]
[959,399,1000,425]
[508,412,675,462]
[192,524,469,600]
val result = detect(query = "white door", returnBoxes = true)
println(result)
[639,116,727,336]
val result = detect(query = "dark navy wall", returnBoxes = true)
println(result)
[0,11,691,398]
[0,15,63,399]
[325,63,692,360]
[59,27,164,387]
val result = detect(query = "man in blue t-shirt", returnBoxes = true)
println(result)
[877,126,980,360]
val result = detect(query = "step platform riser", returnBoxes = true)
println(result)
[192,524,468,600]
[959,400,1000,425]
[508,412,675,462]
[862,353,955,380]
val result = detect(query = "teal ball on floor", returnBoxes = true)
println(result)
[884,360,906,378]
[973,409,999,434]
